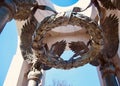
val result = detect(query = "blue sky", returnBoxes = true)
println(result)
[0,19,17,85]
[45,51,100,86]
[0,0,100,86]
[51,0,78,7]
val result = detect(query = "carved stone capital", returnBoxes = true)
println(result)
[27,70,42,81]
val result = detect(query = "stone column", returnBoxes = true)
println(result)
[0,6,11,33]
[0,0,16,33]
[27,70,42,86]
[100,64,118,86]
[115,67,120,85]
[112,54,120,85]
[103,74,118,86]
[27,58,44,86]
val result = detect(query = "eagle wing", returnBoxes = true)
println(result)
[112,0,120,10]
[98,0,116,9]
[101,14,119,58]
[50,40,66,57]
[36,5,57,14]
[20,17,38,60]
[98,0,120,10]
[69,41,87,54]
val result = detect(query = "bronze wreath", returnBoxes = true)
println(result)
[31,12,103,69]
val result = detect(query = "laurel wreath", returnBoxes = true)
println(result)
[31,12,103,69]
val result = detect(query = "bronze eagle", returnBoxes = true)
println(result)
[101,14,119,58]
[90,14,119,66]
[47,40,66,60]
[98,0,120,10]
[69,41,89,60]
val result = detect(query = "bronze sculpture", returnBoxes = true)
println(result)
[0,0,56,33]
[31,9,103,69]
[0,0,120,86]
[17,0,118,72]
